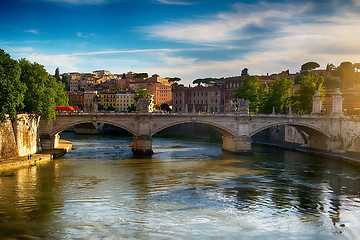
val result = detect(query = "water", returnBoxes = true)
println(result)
[1,132,360,239]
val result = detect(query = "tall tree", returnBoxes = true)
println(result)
[301,62,320,71]
[263,77,293,114]
[55,67,60,81]
[133,88,151,102]
[0,49,25,122]
[292,72,325,114]
[19,58,68,123]
[234,76,268,113]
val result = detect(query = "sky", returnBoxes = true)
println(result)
[1,0,360,85]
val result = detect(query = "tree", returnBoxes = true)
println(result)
[0,49,25,122]
[133,89,151,102]
[263,77,293,114]
[55,67,60,81]
[292,72,325,114]
[160,103,171,112]
[241,68,249,76]
[168,77,181,83]
[301,62,320,71]
[134,73,148,79]
[127,104,136,112]
[106,105,115,111]
[19,58,69,123]
[234,76,268,113]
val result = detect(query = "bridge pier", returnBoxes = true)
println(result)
[132,134,154,155]
[40,134,59,150]
[222,135,252,154]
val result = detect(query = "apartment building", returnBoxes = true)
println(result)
[172,85,225,113]
[116,93,136,112]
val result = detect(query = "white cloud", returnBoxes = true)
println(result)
[24,29,39,34]
[157,0,194,5]
[76,32,97,39]
[143,2,310,45]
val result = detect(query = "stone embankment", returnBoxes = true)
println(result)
[256,141,360,164]
[0,114,72,171]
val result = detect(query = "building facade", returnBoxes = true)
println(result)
[172,85,225,113]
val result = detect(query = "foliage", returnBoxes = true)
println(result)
[291,72,325,114]
[127,104,136,112]
[234,76,268,113]
[263,77,293,114]
[0,49,25,122]
[241,68,249,76]
[168,77,181,83]
[55,67,60,81]
[133,88,151,102]
[160,103,171,112]
[192,78,219,86]
[134,73,148,79]
[19,58,69,123]
[98,104,105,111]
[106,105,116,111]
[301,62,320,71]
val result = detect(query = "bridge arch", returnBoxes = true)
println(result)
[249,121,331,138]
[150,119,237,137]
[51,119,136,137]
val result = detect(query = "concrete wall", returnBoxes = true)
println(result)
[0,114,40,159]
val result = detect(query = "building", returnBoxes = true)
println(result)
[67,91,85,109]
[84,91,98,113]
[172,85,225,113]
[98,91,118,110]
[116,92,135,112]
[67,72,81,92]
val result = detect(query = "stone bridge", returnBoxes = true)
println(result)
[38,112,360,155]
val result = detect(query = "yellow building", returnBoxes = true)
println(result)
[98,91,117,110]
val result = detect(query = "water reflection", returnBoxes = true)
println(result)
[0,133,360,239]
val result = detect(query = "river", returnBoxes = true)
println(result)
[1,132,360,239]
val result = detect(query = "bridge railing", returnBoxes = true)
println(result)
[55,111,341,119]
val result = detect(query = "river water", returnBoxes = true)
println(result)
[1,132,360,239]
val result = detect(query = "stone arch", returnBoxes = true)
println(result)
[150,119,236,137]
[249,121,331,139]
[52,119,136,137]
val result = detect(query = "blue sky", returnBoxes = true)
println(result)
[1,0,360,85]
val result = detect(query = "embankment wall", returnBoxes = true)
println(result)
[0,114,40,159]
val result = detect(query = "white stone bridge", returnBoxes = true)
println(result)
[38,112,360,155]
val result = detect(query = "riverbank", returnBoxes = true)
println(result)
[0,140,72,171]
[255,140,360,164]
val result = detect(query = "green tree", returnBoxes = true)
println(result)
[292,72,325,114]
[0,49,26,122]
[160,103,171,112]
[133,89,151,102]
[127,104,136,112]
[301,62,320,71]
[19,58,68,123]
[263,77,293,114]
[234,76,268,113]
[106,105,115,111]
[55,67,60,81]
